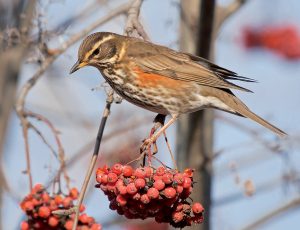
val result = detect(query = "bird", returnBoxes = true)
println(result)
[70,32,286,145]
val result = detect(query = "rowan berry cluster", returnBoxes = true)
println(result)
[95,164,204,228]
[243,25,300,59]
[20,184,102,230]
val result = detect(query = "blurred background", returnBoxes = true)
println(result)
[0,0,300,229]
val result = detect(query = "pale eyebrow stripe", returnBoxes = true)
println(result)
[117,41,127,61]
[84,35,114,60]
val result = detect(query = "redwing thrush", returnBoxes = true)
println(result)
[70,32,286,141]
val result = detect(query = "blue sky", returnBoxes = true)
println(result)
[2,0,300,229]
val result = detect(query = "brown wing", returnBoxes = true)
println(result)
[126,40,254,92]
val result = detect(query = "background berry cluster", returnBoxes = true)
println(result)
[20,184,102,230]
[243,25,300,59]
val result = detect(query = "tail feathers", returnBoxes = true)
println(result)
[231,97,287,137]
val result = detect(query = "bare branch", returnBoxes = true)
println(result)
[215,0,247,30]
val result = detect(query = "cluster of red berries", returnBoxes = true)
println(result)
[243,25,300,59]
[95,164,204,228]
[20,184,102,230]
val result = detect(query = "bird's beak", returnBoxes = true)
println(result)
[69,60,88,74]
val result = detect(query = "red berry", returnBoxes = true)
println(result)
[49,200,58,211]
[192,202,204,214]
[183,168,194,177]
[69,187,79,199]
[172,211,184,223]
[126,183,138,195]
[180,187,192,199]
[164,187,177,199]
[147,187,159,199]
[23,201,34,211]
[153,175,163,181]
[87,216,95,224]
[106,183,116,193]
[20,221,29,230]
[132,192,141,201]
[96,172,104,183]
[107,173,118,183]
[32,198,42,206]
[153,179,165,190]
[32,220,43,229]
[134,167,146,178]
[41,192,50,202]
[54,195,63,205]
[99,165,109,174]
[175,203,184,211]
[100,184,108,192]
[124,210,135,219]
[117,185,127,195]
[63,197,72,208]
[79,213,89,224]
[182,177,192,189]
[164,197,177,206]
[101,174,108,184]
[116,179,124,188]
[162,173,173,184]
[109,200,118,210]
[134,178,146,189]
[123,165,134,177]
[140,194,150,204]
[156,166,166,176]
[117,208,124,215]
[32,183,44,193]
[148,203,160,214]
[116,194,127,206]
[174,173,184,184]
[79,204,86,212]
[64,220,73,230]
[176,185,184,194]
[48,216,59,227]
[38,206,50,218]
[112,163,123,175]
[144,166,154,177]
[91,223,103,230]
[192,214,204,224]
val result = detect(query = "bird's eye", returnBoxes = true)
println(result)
[92,48,99,56]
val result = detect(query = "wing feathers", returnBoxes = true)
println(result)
[128,41,254,92]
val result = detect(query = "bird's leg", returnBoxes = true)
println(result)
[141,114,178,154]
[149,114,177,169]
[150,114,166,154]
[141,114,166,166]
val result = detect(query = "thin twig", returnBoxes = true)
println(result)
[26,110,70,189]
[21,120,33,190]
[215,0,247,30]
[241,197,300,230]
[124,0,149,40]
[29,123,58,158]
[71,91,114,230]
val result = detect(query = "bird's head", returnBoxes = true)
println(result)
[69,32,122,74]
